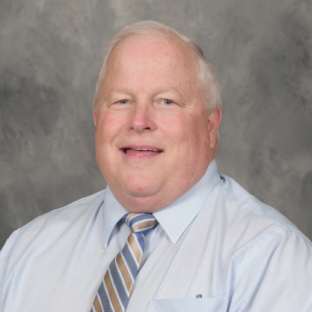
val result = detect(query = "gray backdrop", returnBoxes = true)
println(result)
[1,0,311,249]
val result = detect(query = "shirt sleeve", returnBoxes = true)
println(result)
[229,227,312,312]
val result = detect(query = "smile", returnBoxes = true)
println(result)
[123,147,163,153]
[120,146,164,158]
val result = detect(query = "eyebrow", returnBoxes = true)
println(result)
[108,86,184,98]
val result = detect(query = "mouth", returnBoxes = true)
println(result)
[120,146,164,155]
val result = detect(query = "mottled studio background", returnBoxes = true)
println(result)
[1,0,312,248]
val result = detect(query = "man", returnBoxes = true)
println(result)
[0,21,311,312]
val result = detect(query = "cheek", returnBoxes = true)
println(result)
[162,116,203,159]
[160,115,189,146]
[96,111,127,139]
[185,118,210,156]
[176,115,207,142]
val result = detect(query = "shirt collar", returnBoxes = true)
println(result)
[102,188,128,248]
[153,159,221,244]
[101,159,221,247]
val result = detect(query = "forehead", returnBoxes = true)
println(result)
[104,34,199,82]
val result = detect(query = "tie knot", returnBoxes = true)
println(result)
[123,213,158,236]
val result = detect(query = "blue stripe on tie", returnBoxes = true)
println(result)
[96,294,105,312]
[133,233,144,253]
[109,259,127,309]
[120,251,134,287]
[126,239,142,271]
[98,280,112,312]
[128,214,153,229]
[114,256,130,295]
[121,242,138,279]
[139,225,157,236]
[121,214,128,224]
[127,214,139,228]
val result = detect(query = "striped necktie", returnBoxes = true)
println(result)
[91,213,158,312]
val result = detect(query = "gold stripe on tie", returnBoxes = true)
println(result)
[131,220,158,233]
[125,213,139,225]
[116,252,133,293]
[128,234,143,265]
[104,271,123,312]
[93,295,103,312]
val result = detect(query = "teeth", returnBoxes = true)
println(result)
[132,148,159,151]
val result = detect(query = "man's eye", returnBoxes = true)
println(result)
[163,99,173,105]
[118,99,128,104]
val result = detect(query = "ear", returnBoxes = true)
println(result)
[207,108,222,149]
[93,109,97,127]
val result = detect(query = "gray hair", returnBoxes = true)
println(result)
[93,20,222,113]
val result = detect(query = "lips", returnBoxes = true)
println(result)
[123,147,162,153]
[121,146,163,156]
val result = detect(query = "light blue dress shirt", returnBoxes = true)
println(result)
[1,160,312,312]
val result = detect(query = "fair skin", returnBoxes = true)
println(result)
[93,34,222,212]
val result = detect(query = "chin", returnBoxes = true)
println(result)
[124,184,159,199]
[122,170,160,191]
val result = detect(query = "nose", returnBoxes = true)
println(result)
[130,102,157,132]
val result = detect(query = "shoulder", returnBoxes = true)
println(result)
[215,173,298,229]
[22,189,105,233]
[0,190,106,263]
[208,173,311,253]
[208,175,312,304]
[0,190,107,307]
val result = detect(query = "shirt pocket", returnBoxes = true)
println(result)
[146,297,228,312]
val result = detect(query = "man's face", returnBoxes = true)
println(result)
[94,35,221,212]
